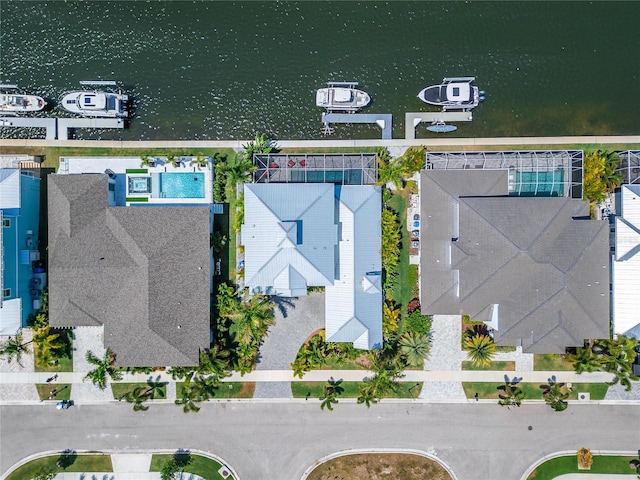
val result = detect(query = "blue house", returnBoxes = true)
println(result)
[0,168,41,335]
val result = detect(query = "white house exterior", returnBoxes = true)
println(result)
[242,183,382,349]
[613,184,640,339]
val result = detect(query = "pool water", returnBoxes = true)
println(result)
[512,170,564,197]
[160,172,205,198]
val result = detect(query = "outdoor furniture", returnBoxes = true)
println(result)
[270,162,279,169]
[287,159,296,167]
[298,159,306,167]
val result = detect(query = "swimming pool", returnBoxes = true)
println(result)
[160,172,205,198]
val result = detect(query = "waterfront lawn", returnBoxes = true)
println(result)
[534,353,574,371]
[3,146,236,170]
[461,361,515,371]
[291,381,423,399]
[5,454,113,480]
[175,382,255,399]
[110,382,166,400]
[150,454,230,480]
[527,455,637,479]
[462,382,608,400]
[36,383,71,401]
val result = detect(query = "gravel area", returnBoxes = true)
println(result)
[256,293,325,370]
[604,380,640,400]
[418,381,466,401]
[424,315,465,372]
[0,328,35,373]
[493,347,534,371]
[253,381,292,399]
[70,326,114,401]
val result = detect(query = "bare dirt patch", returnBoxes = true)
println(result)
[306,453,453,480]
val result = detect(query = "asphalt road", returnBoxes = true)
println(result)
[1,402,638,480]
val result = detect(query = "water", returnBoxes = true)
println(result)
[161,172,205,198]
[1,1,639,140]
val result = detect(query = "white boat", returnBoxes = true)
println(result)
[59,81,128,118]
[316,81,370,112]
[418,77,484,111]
[0,85,46,114]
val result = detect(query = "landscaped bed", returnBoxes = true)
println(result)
[149,453,232,480]
[305,453,453,480]
[176,381,255,399]
[5,454,113,480]
[527,454,637,479]
[461,360,515,371]
[462,382,608,400]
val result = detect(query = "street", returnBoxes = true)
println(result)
[1,401,638,479]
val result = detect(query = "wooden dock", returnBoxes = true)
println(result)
[0,116,125,140]
[405,111,473,139]
[322,113,393,140]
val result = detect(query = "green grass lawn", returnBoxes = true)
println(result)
[462,382,608,400]
[461,361,515,371]
[36,383,71,401]
[111,382,167,400]
[527,455,637,479]
[176,381,255,399]
[150,454,232,480]
[5,454,113,480]
[534,353,574,371]
[292,381,423,399]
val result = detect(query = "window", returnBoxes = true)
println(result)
[2,288,10,298]
[2,219,10,228]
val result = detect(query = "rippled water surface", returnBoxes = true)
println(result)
[1,1,639,140]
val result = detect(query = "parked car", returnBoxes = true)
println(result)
[56,400,73,410]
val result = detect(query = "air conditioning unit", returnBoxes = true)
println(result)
[578,392,590,401]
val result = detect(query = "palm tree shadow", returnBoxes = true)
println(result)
[271,296,296,318]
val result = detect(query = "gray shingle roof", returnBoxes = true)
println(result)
[420,170,610,353]
[48,174,210,367]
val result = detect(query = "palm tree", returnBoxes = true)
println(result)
[189,153,208,170]
[0,332,30,366]
[242,133,277,161]
[33,326,66,367]
[541,379,570,412]
[140,155,154,168]
[165,154,180,168]
[567,341,605,374]
[396,146,427,177]
[319,377,344,411]
[602,336,639,391]
[464,334,496,368]
[224,153,257,186]
[399,331,431,367]
[601,150,623,193]
[375,157,404,190]
[175,381,201,413]
[357,382,379,409]
[123,386,152,412]
[83,348,123,390]
[497,380,526,409]
[197,346,230,380]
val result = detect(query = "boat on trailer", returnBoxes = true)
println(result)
[418,77,484,111]
[0,85,47,114]
[316,81,371,112]
[59,81,128,118]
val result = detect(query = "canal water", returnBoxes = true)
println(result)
[1,1,639,140]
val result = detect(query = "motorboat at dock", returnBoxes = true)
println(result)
[0,85,47,114]
[59,81,129,118]
[417,77,484,111]
[316,81,371,112]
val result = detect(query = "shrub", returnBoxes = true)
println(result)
[405,311,431,335]
[577,448,593,470]
[407,298,421,315]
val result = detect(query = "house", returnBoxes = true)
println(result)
[0,161,41,336]
[420,163,610,354]
[47,172,211,366]
[242,182,382,349]
[612,184,640,339]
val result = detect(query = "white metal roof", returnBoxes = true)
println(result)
[0,298,21,335]
[613,185,640,336]
[0,169,20,209]
[242,183,382,349]
[325,186,382,349]
[242,183,337,295]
